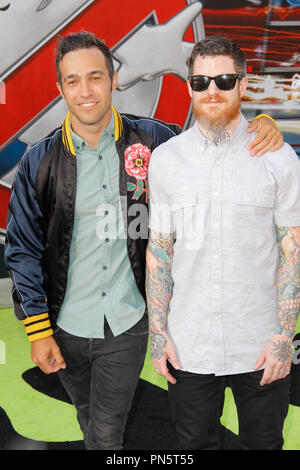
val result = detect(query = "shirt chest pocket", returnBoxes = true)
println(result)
[171,192,209,250]
[234,190,276,257]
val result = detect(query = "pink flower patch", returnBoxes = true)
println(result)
[125,143,151,181]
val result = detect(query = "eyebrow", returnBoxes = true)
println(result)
[63,70,105,82]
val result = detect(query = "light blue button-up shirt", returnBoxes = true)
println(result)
[57,115,145,338]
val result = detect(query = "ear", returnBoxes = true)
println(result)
[187,79,193,99]
[56,81,64,99]
[112,71,118,92]
[239,76,248,98]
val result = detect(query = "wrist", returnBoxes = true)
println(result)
[150,329,167,360]
[274,324,294,340]
[23,313,53,342]
[254,113,278,128]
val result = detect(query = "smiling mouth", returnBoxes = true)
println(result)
[77,102,98,108]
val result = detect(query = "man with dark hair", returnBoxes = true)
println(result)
[187,34,247,76]
[5,31,283,450]
[55,31,115,86]
[146,35,300,450]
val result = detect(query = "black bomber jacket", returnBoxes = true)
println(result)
[5,107,181,342]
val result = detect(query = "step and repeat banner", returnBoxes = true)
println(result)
[0,0,300,246]
[0,0,300,291]
[0,0,299,451]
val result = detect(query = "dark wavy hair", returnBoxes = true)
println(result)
[187,35,247,76]
[55,31,114,87]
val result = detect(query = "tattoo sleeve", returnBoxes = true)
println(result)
[146,230,175,361]
[274,225,300,356]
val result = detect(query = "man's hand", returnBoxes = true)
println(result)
[31,336,66,374]
[254,333,292,386]
[150,331,180,384]
[247,116,283,157]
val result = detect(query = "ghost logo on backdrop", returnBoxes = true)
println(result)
[0,0,204,188]
[0,0,204,236]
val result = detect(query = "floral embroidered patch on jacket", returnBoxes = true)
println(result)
[125,143,151,201]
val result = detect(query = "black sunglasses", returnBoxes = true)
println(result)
[188,73,245,92]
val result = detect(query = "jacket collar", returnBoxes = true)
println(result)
[61,106,123,155]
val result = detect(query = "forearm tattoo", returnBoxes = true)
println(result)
[275,226,300,335]
[146,230,175,361]
[275,225,300,352]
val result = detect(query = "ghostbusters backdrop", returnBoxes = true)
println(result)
[0,0,299,450]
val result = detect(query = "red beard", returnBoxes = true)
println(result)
[193,92,241,132]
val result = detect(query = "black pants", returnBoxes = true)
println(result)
[54,315,148,450]
[168,363,291,450]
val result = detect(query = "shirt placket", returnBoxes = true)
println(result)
[210,143,225,375]
[98,137,111,305]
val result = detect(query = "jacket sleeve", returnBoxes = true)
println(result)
[4,151,53,342]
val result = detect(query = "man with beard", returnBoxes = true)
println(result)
[146,35,300,450]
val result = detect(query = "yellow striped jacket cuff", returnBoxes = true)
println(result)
[23,313,53,342]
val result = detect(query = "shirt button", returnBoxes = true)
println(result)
[214,191,219,196]
[216,160,220,165]
[214,285,219,290]
[105,210,109,215]
[103,266,108,270]
[214,223,219,228]
[102,292,106,297]
[103,184,107,189]
[98,155,103,160]
[214,254,219,259]
[105,238,110,243]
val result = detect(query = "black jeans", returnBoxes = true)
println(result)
[168,363,291,450]
[54,315,148,450]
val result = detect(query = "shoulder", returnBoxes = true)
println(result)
[121,113,181,146]
[22,128,61,164]
[149,127,194,175]
[262,142,300,191]
[265,142,300,169]
[151,126,194,158]
[18,128,61,181]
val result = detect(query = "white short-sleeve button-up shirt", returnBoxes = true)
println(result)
[148,114,300,376]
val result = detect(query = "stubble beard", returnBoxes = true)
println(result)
[71,98,112,133]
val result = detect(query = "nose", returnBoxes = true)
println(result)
[206,78,220,95]
[79,78,93,97]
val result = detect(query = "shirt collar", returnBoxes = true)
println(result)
[69,113,115,152]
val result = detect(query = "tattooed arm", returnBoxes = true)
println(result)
[254,225,300,385]
[145,230,180,384]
